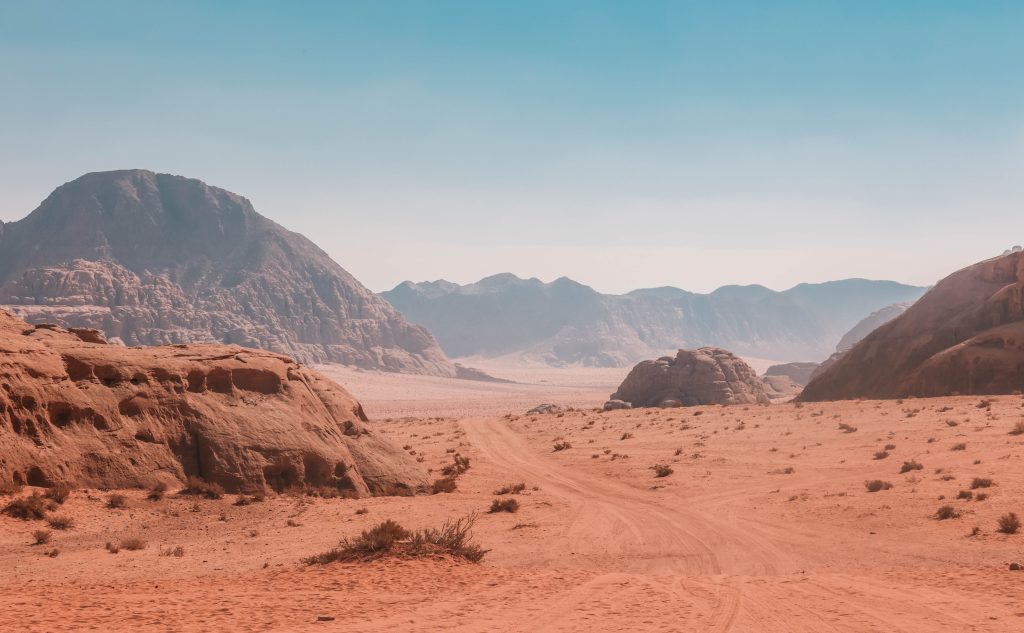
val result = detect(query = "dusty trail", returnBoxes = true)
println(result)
[460,417,1022,633]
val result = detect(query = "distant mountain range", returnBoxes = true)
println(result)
[0,170,459,376]
[381,274,928,366]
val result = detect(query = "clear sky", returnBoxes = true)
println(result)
[1,1,1022,293]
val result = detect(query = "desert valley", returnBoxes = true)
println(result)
[1,170,1024,632]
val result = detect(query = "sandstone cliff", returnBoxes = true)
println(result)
[0,310,427,494]
[610,347,770,407]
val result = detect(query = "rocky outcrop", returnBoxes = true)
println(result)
[834,303,912,353]
[610,348,770,408]
[0,170,457,376]
[764,362,819,386]
[383,275,927,366]
[0,310,428,494]
[800,251,1024,401]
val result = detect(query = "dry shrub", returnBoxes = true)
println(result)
[494,483,526,495]
[838,423,857,433]
[935,505,960,520]
[1010,420,1024,436]
[900,460,923,474]
[147,482,168,501]
[105,541,119,554]
[864,480,893,493]
[950,442,967,451]
[47,515,74,530]
[651,464,674,478]
[304,515,487,565]
[3,493,55,520]
[620,432,634,440]
[32,529,52,545]
[873,451,889,460]
[0,481,24,496]
[106,494,129,509]
[970,477,994,489]
[440,454,471,477]
[489,498,520,513]
[552,441,571,452]
[120,537,147,551]
[957,490,973,500]
[998,512,1021,535]
[234,491,268,506]
[431,478,458,494]
[160,545,186,557]
[180,476,225,499]
[44,485,72,505]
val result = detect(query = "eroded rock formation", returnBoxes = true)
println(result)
[610,347,770,407]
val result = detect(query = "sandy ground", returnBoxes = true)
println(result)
[318,362,624,419]
[4,392,1024,631]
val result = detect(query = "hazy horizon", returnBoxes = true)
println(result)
[2,1,1022,294]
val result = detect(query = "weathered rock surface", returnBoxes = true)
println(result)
[764,362,819,386]
[761,374,803,399]
[800,251,1024,400]
[0,310,428,494]
[0,170,457,376]
[611,348,770,407]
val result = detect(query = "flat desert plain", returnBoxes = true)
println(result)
[3,369,1024,632]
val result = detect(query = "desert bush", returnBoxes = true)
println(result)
[552,441,571,451]
[304,515,487,564]
[233,491,267,506]
[884,443,896,451]
[120,537,147,551]
[44,485,72,505]
[494,483,526,496]
[32,529,52,545]
[976,492,989,501]
[873,451,889,460]
[105,541,119,554]
[900,460,923,474]
[970,477,994,489]
[651,464,674,478]
[934,505,960,520]
[440,454,471,477]
[489,498,520,513]
[997,512,1021,535]
[431,477,458,494]
[620,432,634,440]
[46,515,74,530]
[355,508,368,515]
[106,494,129,509]
[147,482,168,501]
[180,476,225,499]
[838,423,857,433]
[3,493,55,520]
[864,480,893,493]
[950,442,967,451]
[160,545,186,557]
[1010,420,1024,436]
[957,490,973,500]
[0,480,24,496]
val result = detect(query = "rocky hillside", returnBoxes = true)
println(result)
[800,251,1024,400]
[0,310,427,494]
[382,274,927,366]
[0,170,456,375]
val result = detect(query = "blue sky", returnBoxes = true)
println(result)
[1,1,1022,293]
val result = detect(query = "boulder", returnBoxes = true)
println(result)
[611,348,770,407]
[602,399,632,411]
[0,310,427,495]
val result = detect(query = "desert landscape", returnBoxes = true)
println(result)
[4,381,1024,631]
[3,4,1023,632]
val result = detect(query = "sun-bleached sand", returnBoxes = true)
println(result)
[3,371,1024,631]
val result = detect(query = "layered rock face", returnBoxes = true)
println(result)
[764,362,819,386]
[0,170,456,376]
[610,348,770,407]
[800,251,1024,400]
[0,310,428,494]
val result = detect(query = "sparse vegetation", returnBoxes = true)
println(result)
[147,482,168,501]
[160,545,186,557]
[970,477,994,489]
[303,515,487,564]
[0,481,24,496]
[431,477,458,494]
[900,460,923,474]
[838,423,857,433]
[106,493,129,509]
[46,515,74,530]
[651,464,674,478]
[864,480,893,492]
[950,442,966,451]
[489,498,520,513]
[1010,420,1024,436]
[3,493,55,520]
[180,476,225,499]
[873,451,889,460]
[935,505,960,520]
[494,483,526,495]
[440,454,471,477]
[120,537,147,551]
[620,432,634,440]
[552,441,572,451]
[957,490,973,500]
[32,529,52,545]
[997,512,1021,535]
[44,485,71,505]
